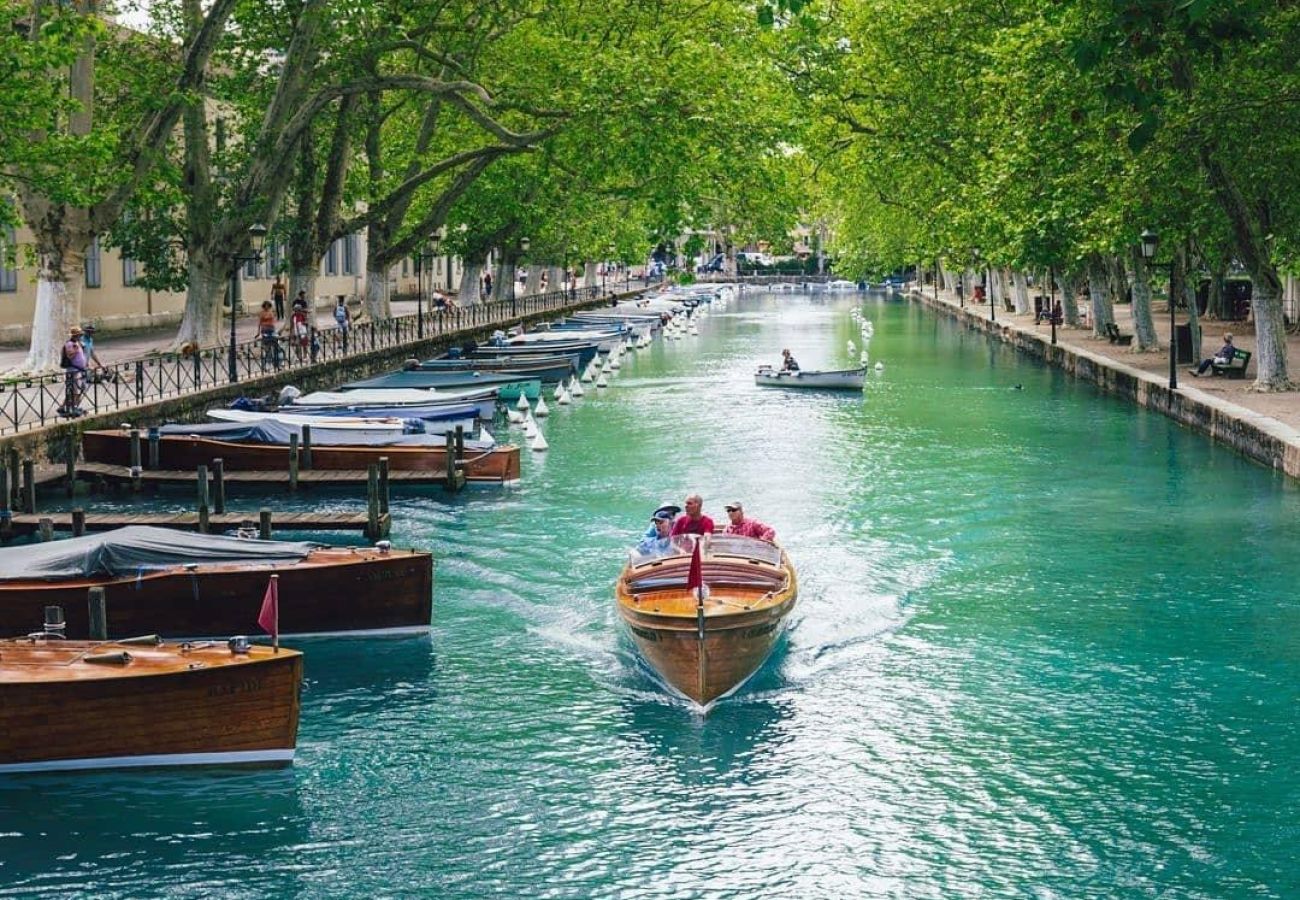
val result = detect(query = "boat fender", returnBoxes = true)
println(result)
[228,635,252,655]
[376,540,392,554]
[119,634,163,646]
[84,651,133,665]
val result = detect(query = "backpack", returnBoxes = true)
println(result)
[334,304,348,325]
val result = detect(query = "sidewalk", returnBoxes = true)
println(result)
[0,300,421,372]
[924,287,1300,432]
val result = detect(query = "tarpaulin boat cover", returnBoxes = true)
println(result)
[0,526,322,581]
[341,370,528,390]
[158,420,489,448]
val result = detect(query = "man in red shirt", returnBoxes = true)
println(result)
[722,501,776,542]
[671,493,715,536]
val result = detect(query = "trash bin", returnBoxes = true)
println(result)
[1174,323,1195,364]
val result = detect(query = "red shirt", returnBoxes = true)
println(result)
[671,514,714,536]
[725,518,776,542]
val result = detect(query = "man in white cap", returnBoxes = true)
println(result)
[722,501,776,542]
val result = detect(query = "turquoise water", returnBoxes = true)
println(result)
[3,291,1300,898]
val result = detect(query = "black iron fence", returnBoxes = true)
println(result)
[0,286,606,436]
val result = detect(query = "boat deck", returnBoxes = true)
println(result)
[5,510,385,536]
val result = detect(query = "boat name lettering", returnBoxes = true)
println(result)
[628,626,660,642]
[740,622,777,639]
[208,677,265,698]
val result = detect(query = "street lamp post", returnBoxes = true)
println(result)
[1049,265,1058,346]
[1140,229,1176,390]
[229,223,267,383]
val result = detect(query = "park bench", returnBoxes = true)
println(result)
[1104,322,1134,346]
[1211,348,1252,379]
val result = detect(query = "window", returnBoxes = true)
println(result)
[1,227,17,293]
[244,257,260,279]
[84,237,101,288]
[266,242,283,276]
[401,258,409,277]
[325,240,338,275]
[122,252,138,287]
[343,234,357,275]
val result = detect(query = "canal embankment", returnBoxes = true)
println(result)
[907,286,1300,480]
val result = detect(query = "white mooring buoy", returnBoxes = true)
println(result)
[531,431,549,452]
[874,361,885,371]
[515,392,530,411]
[570,377,585,398]
[534,396,550,418]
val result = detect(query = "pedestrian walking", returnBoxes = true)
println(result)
[483,271,494,299]
[271,278,287,319]
[58,326,88,417]
[334,297,351,352]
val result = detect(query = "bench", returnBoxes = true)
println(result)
[1105,322,1134,346]
[1211,348,1252,378]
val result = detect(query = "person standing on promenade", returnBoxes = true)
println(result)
[334,297,352,352]
[271,278,287,319]
[671,494,715,536]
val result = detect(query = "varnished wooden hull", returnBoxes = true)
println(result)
[82,431,521,483]
[0,640,302,773]
[0,547,433,639]
[616,541,797,706]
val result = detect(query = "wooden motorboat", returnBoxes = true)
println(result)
[0,635,302,773]
[412,355,576,383]
[0,527,433,639]
[340,370,541,401]
[82,426,520,483]
[615,534,797,707]
[754,365,866,390]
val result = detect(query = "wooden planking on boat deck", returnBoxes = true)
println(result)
[6,511,377,533]
[73,461,447,485]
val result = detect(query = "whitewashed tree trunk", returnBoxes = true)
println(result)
[174,252,230,347]
[1060,271,1081,326]
[24,255,87,372]
[1128,247,1159,351]
[1012,271,1030,314]
[525,265,543,296]
[459,261,483,305]
[364,270,390,320]
[498,260,517,300]
[1086,254,1112,337]
[546,266,564,295]
[290,270,318,311]
[583,262,597,289]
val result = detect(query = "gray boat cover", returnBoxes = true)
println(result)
[0,526,322,581]
[158,420,490,449]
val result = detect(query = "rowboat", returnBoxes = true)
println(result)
[83,423,520,482]
[209,408,421,438]
[754,365,866,390]
[615,534,797,707]
[341,371,541,401]
[0,527,433,638]
[0,635,302,773]
[471,341,600,370]
[291,390,497,421]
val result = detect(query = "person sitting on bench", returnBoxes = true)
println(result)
[1193,333,1235,376]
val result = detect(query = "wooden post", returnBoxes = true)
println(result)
[22,458,35,514]
[87,587,107,640]
[38,516,53,542]
[259,507,272,540]
[65,434,76,497]
[301,424,313,470]
[367,463,380,540]
[71,507,86,537]
[147,427,160,470]
[129,427,142,491]
[196,464,210,534]
[288,433,299,491]
[0,463,8,541]
[378,456,390,515]
[212,458,226,514]
[7,447,18,509]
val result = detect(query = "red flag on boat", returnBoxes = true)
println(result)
[258,574,280,651]
[687,538,703,599]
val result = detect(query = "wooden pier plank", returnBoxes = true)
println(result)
[73,461,447,486]
[7,511,374,534]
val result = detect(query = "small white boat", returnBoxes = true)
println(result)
[210,409,409,433]
[755,365,866,390]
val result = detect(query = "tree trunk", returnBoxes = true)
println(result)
[1128,247,1158,351]
[1176,242,1202,363]
[459,260,483,305]
[1206,260,1226,320]
[1060,270,1081,326]
[364,270,389,320]
[584,262,597,289]
[10,210,92,373]
[525,264,543,296]
[1012,270,1030,314]
[174,249,230,347]
[1086,254,1112,337]
[497,258,517,301]
[290,269,318,311]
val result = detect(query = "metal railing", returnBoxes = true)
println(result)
[0,286,607,436]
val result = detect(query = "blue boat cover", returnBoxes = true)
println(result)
[0,526,322,581]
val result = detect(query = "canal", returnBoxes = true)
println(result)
[2,289,1299,897]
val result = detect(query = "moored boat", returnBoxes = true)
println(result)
[0,634,302,773]
[615,534,797,707]
[0,527,434,638]
[754,365,866,390]
[411,355,576,383]
[340,370,541,401]
[82,423,520,482]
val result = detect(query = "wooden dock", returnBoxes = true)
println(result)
[73,462,448,487]
[5,510,390,538]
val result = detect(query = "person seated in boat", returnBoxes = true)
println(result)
[670,493,715,536]
[722,501,776,542]
[636,507,678,556]
[780,349,800,372]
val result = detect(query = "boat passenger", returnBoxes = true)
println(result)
[671,493,715,537]
[636,508,676,556]
[722,501,776,542]
[781,349,800,372]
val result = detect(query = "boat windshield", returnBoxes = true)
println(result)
[627,534,698,565]
[626,533,781,567]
